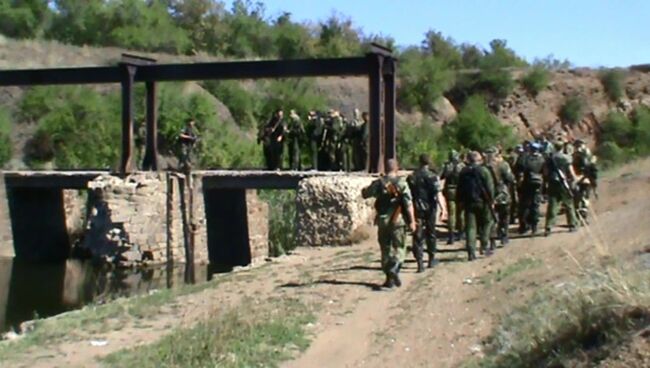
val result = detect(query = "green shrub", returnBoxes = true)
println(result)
[559,95,585,125]
[599,111,634,146]
[0,109,12,167]
[260,79,327,118]
[398,50,455,113]
[521,67,550,96]
[397,119,444,168]
[442,95,516,151]
[599,68,625,102]
[258,190,297,257]
[631,106,650,155]
[596,141,626,167]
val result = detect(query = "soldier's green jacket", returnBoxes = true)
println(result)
[407,166,441,216]
[286,115,304,139]
[546,151,573,191]
[487,160,515,205]
[441,160,465,191]
[362,175,413,227]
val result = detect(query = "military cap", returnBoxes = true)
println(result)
[573,138,585,146]
[484,146,498,155]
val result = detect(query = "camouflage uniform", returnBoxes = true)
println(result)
[544,148,578,235]
[572,141,597,222]
[286,110,304,170]
[407,165,441,271]
[362,174,413,287]
[441,151,465,244]
[307,112,324,170]
[485,148,516,246]
[351,112,369,171]
[517,146,545,234]
[328,112,346,171]
[458,161,495,260]
[258,112,285,170]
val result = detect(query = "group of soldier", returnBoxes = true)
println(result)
[257,108,369,172]
[362,134,599,289]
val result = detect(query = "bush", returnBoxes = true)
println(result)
[473,268,650,368]
[596,107,650,166]
[521,67,550,97]
[599,111,633,146]
[559,95,585,125]
[596,141,626,167]
[260,79,327,118]
[258,190,297,257]
[0,109,12,167]
[398,50,455,113]
[442,95,516,151]
[599,68,625,102]
[396,119,444,168]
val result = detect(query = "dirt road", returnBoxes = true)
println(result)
[4,160,649,368]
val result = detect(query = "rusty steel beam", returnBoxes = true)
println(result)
[367,54,384,173]
[134,57,369,81]
[0,66,119,86]
[143,81,158,171]
[120,64,137,175]
[0,57,370,86]
[383,58,397,162]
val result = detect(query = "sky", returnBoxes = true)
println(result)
[241,0,650,68]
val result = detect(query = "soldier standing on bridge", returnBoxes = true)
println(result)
[178,118,199,171]
[362,159,416,288]
[286,109,305,170]
[258,109,285,170]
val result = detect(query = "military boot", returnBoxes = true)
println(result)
[427,253,439,268]
[388,261,402,288]
[382,274,395,288]
[416,259,425,273]
[447,234,454,245]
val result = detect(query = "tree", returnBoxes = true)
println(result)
[317,13,361,57]
[0,0,51,38]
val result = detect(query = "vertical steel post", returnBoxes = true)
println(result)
[383,57,397,162]
[367,54,384,173]
[143,81,158,170]
[120,64,137,175]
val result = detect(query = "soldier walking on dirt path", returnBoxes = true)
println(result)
[544,139,578,236]
[407,154,442,272]
[458,151,495,261]
[441,150,465,244]
[362,159,416,288]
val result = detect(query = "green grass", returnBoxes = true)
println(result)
[465,266,650,368]
[101,298,315,368]
[481,257,542,285]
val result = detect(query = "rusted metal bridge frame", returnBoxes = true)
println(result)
[0,44,397,174]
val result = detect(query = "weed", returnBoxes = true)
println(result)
[101,298,315,368]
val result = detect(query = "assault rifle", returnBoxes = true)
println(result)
[549,156,574,199]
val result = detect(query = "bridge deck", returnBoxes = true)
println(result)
[1,170,371,190]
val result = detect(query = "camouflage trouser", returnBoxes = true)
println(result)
[413,211,437,263]
[310,140,319,170]
[378,224,407,275]
[444,188,464,239]
[287,137,301,170]
[180,144,193,170]
[491,203,510,242]
[520,182,542,230]
[573,183,591,223]
[465,203,493,258]
[545,186,577,230]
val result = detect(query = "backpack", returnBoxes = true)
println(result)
[458,166,485,205]
[444,161,463,187]
[408,169,437,215]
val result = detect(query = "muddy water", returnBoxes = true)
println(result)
[0,258,225,333]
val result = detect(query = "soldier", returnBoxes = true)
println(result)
[307,111,323,170]
[544,139,578,236]
[178,118,199,171]
[506,145,523,225]
[352,111,369,171]
[484,147,516,246]
[517,142,545,235]
[258,109,285,170]
[572,139,598,222]
[327,110,346,171]
[440,149,465,244]
[362,159,416,288]
[458,151,495,260]
[407,154,442,272]
[286,109,305,170]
